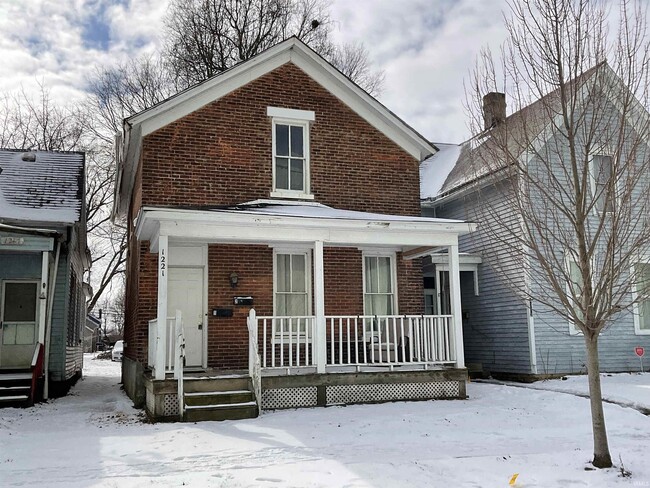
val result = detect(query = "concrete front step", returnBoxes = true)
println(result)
[184,390,254,407]
[184,402,258,422]
[0,395,29,404]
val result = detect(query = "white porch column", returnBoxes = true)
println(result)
[155,235,169,380]
[38,251,49,344]
[447,244,465,368]
[313,240,326,374]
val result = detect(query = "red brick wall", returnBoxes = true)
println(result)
[139,62,420,216]
[124,61,426,369]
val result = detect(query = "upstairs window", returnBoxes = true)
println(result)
[274,122,306,192]
[591,154,614,213]
[268,107,314,199]
[634,262,650,334]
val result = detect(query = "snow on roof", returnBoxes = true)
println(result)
[419,143,463,200]
[231,200,465,223]
[0,150,84,225]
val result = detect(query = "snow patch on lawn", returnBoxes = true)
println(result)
[0,355,648,487]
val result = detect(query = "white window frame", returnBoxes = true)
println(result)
[362,251,398,316]
[632,258,650,335]
[272,248,313,340]
[268,107,315,200]
[588,151,617,214]
[565,254,585,335]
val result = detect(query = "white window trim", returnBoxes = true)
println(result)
[272,248,313,342]
[632,259,650,335]
[565,254,584,336]
[268,107,314,200]
[361,251,399,316]
[588,151,617,215]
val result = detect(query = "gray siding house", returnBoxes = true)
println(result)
[420,66,650,378]
[0,150,89,404]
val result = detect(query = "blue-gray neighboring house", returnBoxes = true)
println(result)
[420,67,650,379]
[0,149,90,404]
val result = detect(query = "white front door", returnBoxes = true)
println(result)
[168,268,204,368]
[1,281,39,368]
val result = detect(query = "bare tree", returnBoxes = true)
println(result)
[466,0,650,468]
[328,41,384,96]
[163,0,384,95]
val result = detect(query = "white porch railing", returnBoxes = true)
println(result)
[247,309,262,409]
[147,316,180,376]
[258,316,317,369]
[254,313,455,372]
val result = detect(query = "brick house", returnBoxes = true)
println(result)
[113,37,475,421]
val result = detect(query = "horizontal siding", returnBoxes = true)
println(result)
[432,183,531,374]
[48,252,69,382]
[65,346,83,379]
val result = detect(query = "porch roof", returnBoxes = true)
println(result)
[136,201,477,252]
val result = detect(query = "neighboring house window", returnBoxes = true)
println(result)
[363,254,396,316]
[268,107,315,199]
[566,257,584,334]
[634,262,650,334]
[590,154,614,213]
[274,250,311,335]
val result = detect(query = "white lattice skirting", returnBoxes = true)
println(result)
[262,381,460,410]
[262,387,318,409]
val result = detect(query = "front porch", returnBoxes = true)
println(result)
[136,201,475,421]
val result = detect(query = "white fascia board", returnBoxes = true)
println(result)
[288,48,435,160]
[136,208,473,250]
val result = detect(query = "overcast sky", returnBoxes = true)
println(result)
[0,0,511,143]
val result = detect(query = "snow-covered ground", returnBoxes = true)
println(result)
[1,355,649,487]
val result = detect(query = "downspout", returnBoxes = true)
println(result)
[44,239,61,400]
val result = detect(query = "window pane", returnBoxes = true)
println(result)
[290,159,304,191]
[594,155,612,184]
[639,263,650,330]
[276,158,289,189]
[369,294,393,316]
[286,294,307,316]
[276,254,290,292]
[376,257,392,293]
[290,126,304,157]
[276,124,289,156]
[3,283,37,321]
[365,257,377,293]
[291,254,306,292]
[276,294,287,316]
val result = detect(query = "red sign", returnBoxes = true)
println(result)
[635,347,645,357]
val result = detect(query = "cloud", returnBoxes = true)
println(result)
[330,0,509,142]
[0,0,509,143]
[0,0,166,105]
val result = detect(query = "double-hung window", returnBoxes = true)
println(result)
[274,250,311,335]
[634,262,650,334]
[566,256,584,334]
[590,154,614,213]
[268,107,314,199]
[363,255,396,316]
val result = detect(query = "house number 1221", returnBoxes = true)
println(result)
[160,249,166,277]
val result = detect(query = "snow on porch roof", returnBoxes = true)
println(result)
[0,149,84,225]
[229,200,467,224]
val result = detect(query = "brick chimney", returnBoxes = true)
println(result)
[483,92,506,130]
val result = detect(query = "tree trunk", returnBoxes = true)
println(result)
[584,334,613,468]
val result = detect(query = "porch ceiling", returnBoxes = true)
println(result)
[136,202,477,252]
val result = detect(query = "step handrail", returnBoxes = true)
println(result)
[30,342,44,405]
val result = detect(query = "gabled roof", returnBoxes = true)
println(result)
[421,63,624,202]
[113,37,437,219]
[0,149,85,226]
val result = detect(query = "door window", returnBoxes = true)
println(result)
[2,282,37,345]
